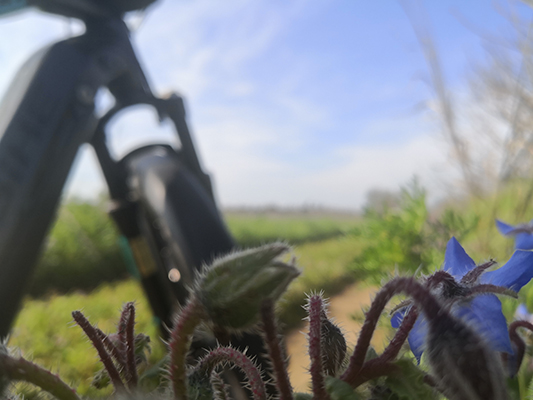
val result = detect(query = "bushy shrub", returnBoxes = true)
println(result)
[29,201,128,297]
[350,182,479,281]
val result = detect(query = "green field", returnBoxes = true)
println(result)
[225,209,360,247]
[30,203,360,297]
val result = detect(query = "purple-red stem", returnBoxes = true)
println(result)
[507,320,533,375]
[72,311,125,392]
[351,308,419,388]
[341,277,441,386]
[260,300,293,400]
[125,303,138,388]
[461,260,496,284]
[308,295,330,400]
[117,303,130,353]
[193,347,267,400]
[0,354,80,400]
[466,284,517,298]
[347,361,399,387]
[95,328,126,368]
[169,296,206,400]
[363,306,419,373]
[425,270,455,289]
[210,371,230,400]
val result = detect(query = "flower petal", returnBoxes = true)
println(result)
[453,295,512,354]
[496,220,516,236]
[481,250,533,292]
[391,308,427,362]
[391,309,404,329]
[515,303,531,321]
[515,233,533,251]
[443,237,476,278]
[407,316,428,362]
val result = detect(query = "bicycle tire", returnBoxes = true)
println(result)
[125,145,234,289]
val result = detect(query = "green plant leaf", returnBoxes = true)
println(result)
[293,393,313,400]
[384,359,438,400]
[325,376,364,400]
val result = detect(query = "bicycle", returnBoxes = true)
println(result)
[0,0,270,395]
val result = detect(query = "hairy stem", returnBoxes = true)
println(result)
[95,328,126,369]
[118,303,130,353]
[465,284,517,298]
[308,295,330,400]
[72,311,125,392]
[169,296,206,400]
[193,347,267,400]
[260,300,293,400]
[210,371,230,400]
[0,354,80,400]
[125,303,138,388]
[506,320,533,376]
[461,260,496,284]
[348,361,399,388]
[341,277,441,385]
[365,306,419,372]
[352,307,419,388]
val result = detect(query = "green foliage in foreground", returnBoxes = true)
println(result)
[4,242,533,400]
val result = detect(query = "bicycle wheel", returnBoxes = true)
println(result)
[125,145,274,396]
[125,145,234,292]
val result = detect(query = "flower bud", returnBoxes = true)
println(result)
[197,243,300,330]
[426,312,507,400]
[321,312,347,377]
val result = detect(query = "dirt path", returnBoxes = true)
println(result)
[284,284,386,393]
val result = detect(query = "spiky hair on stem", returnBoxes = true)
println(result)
[260,300,293,400]
[303,292,347,378]
[189,345,268,400]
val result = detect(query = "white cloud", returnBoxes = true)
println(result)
[210,133,451,210]
[303,135,451,208]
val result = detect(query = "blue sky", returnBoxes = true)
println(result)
[0,0,531,210]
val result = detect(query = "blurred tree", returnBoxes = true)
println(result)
[363,188,402,215]
[404,1,533,205]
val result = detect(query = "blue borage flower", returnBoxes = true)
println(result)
[496,219,533,250]
[391,237,533,361]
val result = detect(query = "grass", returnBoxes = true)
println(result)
[225,210,360,247]
[439,179,533,262]
[8,280,165,396]
[278,235,366,328]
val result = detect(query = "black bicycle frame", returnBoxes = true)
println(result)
[0,14,210,337]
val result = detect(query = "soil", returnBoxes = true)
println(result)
[284,284,386,393]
